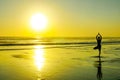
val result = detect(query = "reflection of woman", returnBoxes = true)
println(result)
[94,33,102,54]
[97,56,102,80]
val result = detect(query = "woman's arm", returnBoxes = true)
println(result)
[99,34,102,40]
[96,33,102,40]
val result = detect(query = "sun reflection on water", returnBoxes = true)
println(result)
[34,45,45,71]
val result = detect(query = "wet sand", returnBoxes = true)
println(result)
[0,38,120,80]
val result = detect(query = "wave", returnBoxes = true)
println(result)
[0,41,119,46]
[0,37,119,46]
[0,45,83,51]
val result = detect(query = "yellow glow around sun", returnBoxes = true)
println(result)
[30,13,48,31]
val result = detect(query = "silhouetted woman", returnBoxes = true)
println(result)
[94,33,102,56]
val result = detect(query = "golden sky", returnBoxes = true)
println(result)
[0,0,120,37]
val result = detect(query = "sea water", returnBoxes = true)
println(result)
[0,37,120,80]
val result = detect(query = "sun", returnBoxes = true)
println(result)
[30,13,48,31]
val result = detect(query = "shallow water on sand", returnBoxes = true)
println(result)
[0,37,120,80]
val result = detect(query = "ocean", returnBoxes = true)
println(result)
[0,37,120,80]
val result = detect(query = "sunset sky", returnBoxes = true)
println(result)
[0,0,120,37]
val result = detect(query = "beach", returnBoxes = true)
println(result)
[0,37,120,80]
